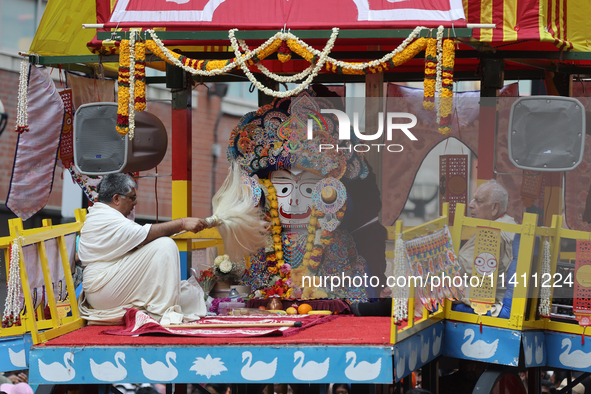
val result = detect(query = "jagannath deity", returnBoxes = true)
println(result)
[228,85,387,301]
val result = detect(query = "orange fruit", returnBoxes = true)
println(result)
[286,307,298,315]
[298,303,313,315]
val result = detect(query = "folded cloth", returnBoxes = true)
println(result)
[103,308,339,338]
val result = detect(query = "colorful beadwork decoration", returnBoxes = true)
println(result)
[241,174,262,207]
[227,89,367,182]
[404,225,463,312]
[574,240,591,325]
[58,89,74,168]
[312,177,347,232]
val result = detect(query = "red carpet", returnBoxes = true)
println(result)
[36,316,392,347]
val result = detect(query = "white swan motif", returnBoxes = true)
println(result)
[241,351,277,381]
[523,336,533,365]
[38,352,75,382]
[292,351,329,381]
[420,338,430,363]
[535,336,544,364]
[408,344,418,372]
[432,328,442,356]
[395,349,406,380]
[90,352,127,381]
[190,354,228,379]
[345,351,382,381]
[559,338,591,368]
[460,328,499,360]
[8,348,27,368]
[141,352,178,381]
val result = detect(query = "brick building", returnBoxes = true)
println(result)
[0,60,258,233]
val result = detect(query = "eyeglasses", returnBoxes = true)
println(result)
[119,194,137,202]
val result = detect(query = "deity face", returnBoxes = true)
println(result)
[474,252,498,275]
[270,169,323,230]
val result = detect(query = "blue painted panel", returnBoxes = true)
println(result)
[0,334,32,372]
[29,346,393,384]
[179,251,188,280]
[522,331,546,368]
[443,321,520,366]
[393,321,444,381]
[546,331,591,372]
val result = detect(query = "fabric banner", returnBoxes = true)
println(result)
[107,0,466,28]
[104,308,339,338]
[6,66,65,220]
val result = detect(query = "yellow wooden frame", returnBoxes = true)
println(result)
[543,215,591,335]
[0,209,87,344]
[443,203,559,331]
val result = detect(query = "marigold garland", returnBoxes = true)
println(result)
[116,39,131,135]
[134,40,146,112]
[423,38,437,111]
[259,178,291,298]
[438,39,455,135]
[139,27,431,97]
[300,203,346,271]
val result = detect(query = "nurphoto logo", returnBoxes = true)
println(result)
[307,109,418,153]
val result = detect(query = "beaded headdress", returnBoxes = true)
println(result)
[227,88,369,181]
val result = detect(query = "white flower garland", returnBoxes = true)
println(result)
[147,29,279,76]
[230,28,339,98]
[435,25,444,124]
[16,58,30,133]
[392,233,409,324]
[146,27,431,97]
[300,26,425,70]
[538,239,552,317]
[128,31,137,140]
[237,39,317,83]
[3,238,23,325]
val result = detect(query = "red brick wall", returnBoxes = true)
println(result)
[0,68,240,223]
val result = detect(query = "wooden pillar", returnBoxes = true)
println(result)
[168,65,192,279]
[477,57,504,185]
[365,72,384,191]
[541,70,570,225]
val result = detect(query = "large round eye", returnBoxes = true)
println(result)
[487,258,497,268]
[475,257,485,267]
[300,182,316,198]
[275,183,293,198]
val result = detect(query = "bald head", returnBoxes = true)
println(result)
[468,180,508,220]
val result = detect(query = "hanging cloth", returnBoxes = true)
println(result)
[6,66,65,220]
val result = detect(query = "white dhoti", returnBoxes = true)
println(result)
[78,202,206,324]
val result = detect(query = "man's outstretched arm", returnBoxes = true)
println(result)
[140,217,208,246]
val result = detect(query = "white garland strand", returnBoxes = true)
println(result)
[128,31,137,140]
[301,26,425,70]
[230,28,339,98]
[237,39,317,83]
[146,27,431,97]
[147,29,279,76]
[3,238,23,325]
[435,25,444,124]
[392,233,409,324]
[16,58,30,132]
[538,239,552,317]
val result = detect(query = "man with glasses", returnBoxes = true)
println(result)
[77,173,209,324]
